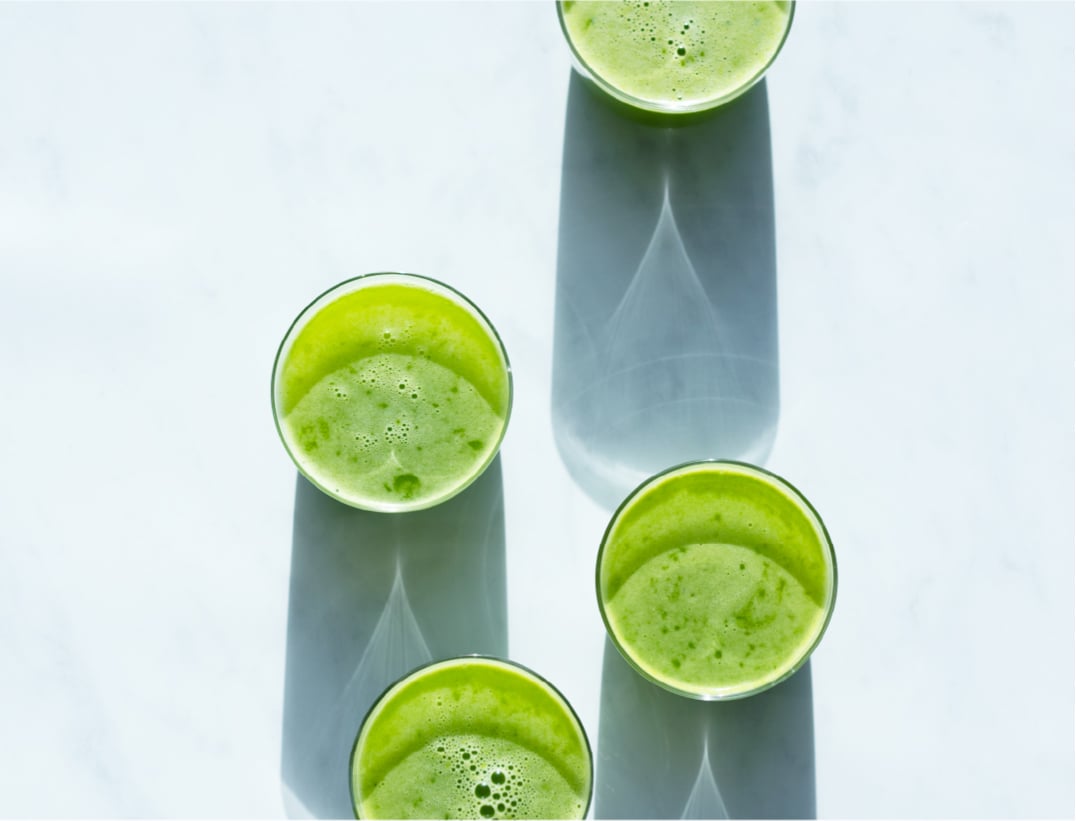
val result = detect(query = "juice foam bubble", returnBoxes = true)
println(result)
[351,658,592,820]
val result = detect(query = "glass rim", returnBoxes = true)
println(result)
[555,0,797,116]
[270,271,514,513]
[595,458,838,701]
[348,654,595,820]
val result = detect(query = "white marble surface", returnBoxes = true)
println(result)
[0,1,1072,818]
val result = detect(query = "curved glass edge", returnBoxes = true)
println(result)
[270,272,514,514]
[555,0,796,119]
[348,654,595,820]
[595,459,838,701]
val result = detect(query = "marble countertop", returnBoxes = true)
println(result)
[1,2,1072,817]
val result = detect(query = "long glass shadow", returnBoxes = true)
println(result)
[596,638,815,819]
[280,458,507,818]
[552,72,780,510]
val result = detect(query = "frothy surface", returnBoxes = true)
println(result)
[561,0,792,109]
[352,659,591,820]
[599,463,834,697]
[275,280,510,509]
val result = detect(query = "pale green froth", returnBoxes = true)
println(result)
[353,659,591,820]
[562,0,792,109]
[284,353,501,508]
[607,542,822,695]
[599,463,834,696]
[362,734,585,820]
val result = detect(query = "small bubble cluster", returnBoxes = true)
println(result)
[374,326,433,361]
[429,739,537,819]
[383,417,413,445]
[615,0,709,84]
[327,380,350,400]
[333,354,444,460]
[353,432,379,452]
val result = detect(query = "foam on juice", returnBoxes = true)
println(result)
[599,462,835,697]
[275,279,511,510]
[560,0,793,110]
[352,658,592,820]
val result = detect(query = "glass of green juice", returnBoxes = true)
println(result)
[597,460,836,700]
[350,656,593,820]
[557,0,795,116]
[272,273,512,512]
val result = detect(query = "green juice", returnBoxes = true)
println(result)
[350,657,593,820]
[598,461,836,699]
[272,274,511,511]
[559,0,794,113]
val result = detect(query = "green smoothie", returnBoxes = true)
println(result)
[350,657,592,820]
[598,461,836,699]
[272,274,512,512]
[558,0,794,113]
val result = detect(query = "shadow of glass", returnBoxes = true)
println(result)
[552,73,780,510]
[280,458,508,818]
[596,639,815,820]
